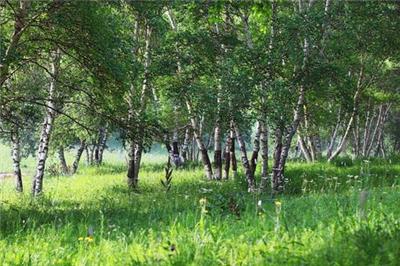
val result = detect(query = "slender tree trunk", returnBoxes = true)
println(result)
[187,102,213,179]
[232,121,255,192]
[352,114,361,157]
[71,139,86,174]
[250,121,261,176]
[372,104,391,157]
[0,0,30,87]
[89,145,95,165]
[362,104,373,156]
[133,144,142,182]
[328,67,364,162]
[11,128,23,192]
[230,128,238,178]
[272,127,283,193]
[213,124,222,180]
[297,133,312,162]
[171,129,182,166]
[327,108,341,158]
[126,21,152,188]
[32,49,61,196]
[259,121,269,191]
[223,134,231,180]
[58,146,68,175]
[272,84,306,193]
[181,127,191,162]
[96,127,107,165]
[127,142,137,189]
[85,146,90,166]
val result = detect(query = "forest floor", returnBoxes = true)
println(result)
[1,147,400,265]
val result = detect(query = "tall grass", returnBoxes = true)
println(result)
[0,147,400,265]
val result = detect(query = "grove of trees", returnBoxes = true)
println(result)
[1,0,400,195]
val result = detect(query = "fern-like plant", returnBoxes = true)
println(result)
[161,157,174,192]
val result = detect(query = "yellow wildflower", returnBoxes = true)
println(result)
[275,200,282,208]
[78,237,84,241]
[85,236,94,242]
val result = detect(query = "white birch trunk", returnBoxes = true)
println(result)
[72,139,86,174]
[32,49,61,196]
[328,67,364,162]
[259,121,269,191]
[232,121,255,192]
[11,128,23,192]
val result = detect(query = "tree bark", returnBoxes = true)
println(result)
[187,102,213,179]
[126,21,152,189]
[127,142,137,189]
[328,67,364,162]
[58,146,68,175]
[327,108,341,158]
[232,121,255,192]
[297,133,312,162]
[32,49,61,196]
[259,121,269,191]
[213,124,222,180]
[250,121,261,176]
[71,139,86,174]
[230,128,238,178]
[0,0,30,87]
[272,127,283,193]
[171,129,182,166]
[181,127,191,162]
[223,134,231,180]
[95,127,107,165]
[11,128,23,192]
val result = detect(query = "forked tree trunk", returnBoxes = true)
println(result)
[223,134,231,180]
[328,67,364,162]
[213,124,222,180]
[95,127,107,165]
[250,121,261,176]
[58,146,68,175]
[126,21,152,189]
[71,139,86,174]
[89,145,95,165]
[297,133,312,162]
[32,49,61,196]
[259,121,269,191]
[371,104,391,157]
[167,9,213,178]
[11,128,23,192]
[187,103,213,179]
[232,121,255,192]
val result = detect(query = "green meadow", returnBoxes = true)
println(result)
[1,144,400,265]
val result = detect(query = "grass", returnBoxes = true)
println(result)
[1,146,400,265]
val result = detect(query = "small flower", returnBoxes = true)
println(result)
[78,237,84,241]
[257,200,262,207]
[275,201,282,208]
[85,236,94,242]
